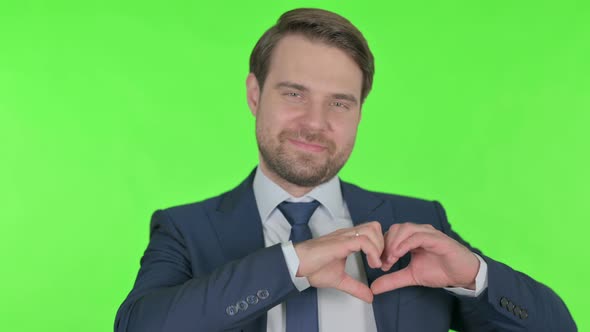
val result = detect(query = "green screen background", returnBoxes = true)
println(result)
[1,0,588,331]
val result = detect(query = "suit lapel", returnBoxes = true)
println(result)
[209,169,266,262]
[341,181,402,332]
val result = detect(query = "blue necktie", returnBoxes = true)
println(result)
[278,201,321,332]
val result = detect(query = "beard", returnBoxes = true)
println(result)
[256,122,354,188]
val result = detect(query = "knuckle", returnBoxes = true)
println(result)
[355,236,364,244]
[402,222,415,229]
[371,221,382,232]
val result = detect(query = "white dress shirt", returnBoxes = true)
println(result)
[252,167,488,332]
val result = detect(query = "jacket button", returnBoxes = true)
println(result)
[226,305,238,316]
[513,306,522,316]
[520,309,529,320]
[246,295,259,304]
[507,302,515,313]
[500,297,509,308]
[257,289,270,300]
[237,300,249,311]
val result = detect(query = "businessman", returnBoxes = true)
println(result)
[115,8,576,332]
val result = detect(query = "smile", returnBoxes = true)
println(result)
[288,139,327,153]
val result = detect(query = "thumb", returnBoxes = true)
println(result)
[337,274,374,303]
[370,267,416,295]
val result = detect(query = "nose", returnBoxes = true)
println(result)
[300,102,329,131]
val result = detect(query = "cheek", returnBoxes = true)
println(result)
[333,118,359,143]
[262,109,299,132]
[258,110,290,137]
[340,130,358,148]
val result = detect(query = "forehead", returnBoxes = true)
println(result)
[266,34,363,98]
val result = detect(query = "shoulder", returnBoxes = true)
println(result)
[341,179,437,207]
[149,184,237,231]
[158,171,253,220]
[340,179,447,227]
[158,194,222,220]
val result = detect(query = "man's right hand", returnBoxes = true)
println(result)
[293,221,383,303]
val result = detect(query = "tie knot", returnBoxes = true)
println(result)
[277,200,320,227]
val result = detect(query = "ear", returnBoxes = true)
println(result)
[246,73,260,116]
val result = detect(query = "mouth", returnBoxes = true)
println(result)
[288,138,327,153]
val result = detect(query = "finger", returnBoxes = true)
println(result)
[392,232,441,258]
[354,221,384,254]
[380,254,400,272]
[382,223,437,270]
[381,228,398,271]
[370,267,416,295]
[382,223,412,261]
[350,234,382,269]
[381,224,412,271]
[337,273,374,303]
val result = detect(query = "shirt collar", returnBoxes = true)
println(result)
[252,166,343,222]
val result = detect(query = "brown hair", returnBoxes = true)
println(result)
[249,8,375,103]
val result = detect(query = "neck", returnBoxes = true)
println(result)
[258,162,315,198]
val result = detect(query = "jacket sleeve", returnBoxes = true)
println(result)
[114,209,297,332]
[433,201,577,332]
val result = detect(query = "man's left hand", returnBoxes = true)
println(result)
[371,222,480,295]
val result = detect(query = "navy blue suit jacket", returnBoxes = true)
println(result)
[115,171,576,331]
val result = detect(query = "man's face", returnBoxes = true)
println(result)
[247,34,363,188]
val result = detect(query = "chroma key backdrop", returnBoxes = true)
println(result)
[1,0,588,331]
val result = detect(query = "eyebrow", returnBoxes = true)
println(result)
[331,93,358,105]
[274,81,359,106]
[275,81,309,92]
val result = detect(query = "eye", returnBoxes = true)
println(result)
[330,101,350,110]
[284,92,302,98]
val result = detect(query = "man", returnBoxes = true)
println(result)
[115,8,576,332]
